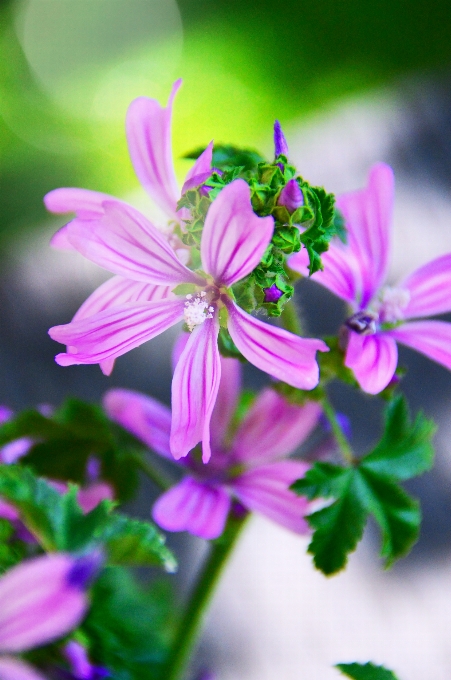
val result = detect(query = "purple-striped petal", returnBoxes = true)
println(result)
[70,276,172,376]
[200,180,274,287]
[67,201,204,287]
[170,315,221,463]
[337,163,394,307]
[0,657,47,680]
[399,253,451,318]
[44,188,114,218]
[152,478,231,540]
[388,320,451,371]
[210,357,242,451]
[232,390,321,464]
[181,142,213,193]
[126,80,181,219]
[225,299,328,390]
[345,331,398,394]
[0,554,88,653]
[289,242,361,305]
[231,461,310,534]
[49,298,185,367]
[103,388,172,459]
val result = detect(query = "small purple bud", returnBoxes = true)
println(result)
[274,120,289,157]
[86,456,101,482]
[278,179,304,213]
[0,406,13,424]
[231,499,248,519]
[66,552,103,590]
[345,310,378,335]
[263,283,284,303]
[320,413,352,440]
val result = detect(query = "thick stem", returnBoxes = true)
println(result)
[164,511,248,680]
[130,451,173,491]
[280,299,303,335]
[321,397,354,465]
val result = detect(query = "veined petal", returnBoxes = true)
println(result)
[170,315,221,462]
[49,298,185,367]
[337,163,394,306]
[182,141,213,190]
[232,390,321,464]
[126,80,181,219]
[44,188,114,218]
[70,276,172,376]
[345,331,398,394]
[231,461,310,534]
[200,180,274,287]
[210,357,242,451]
[289,242,361,305]
[152,478,231,540]
[400,253,451,318]
[0,657,47,680]
[67,201,204,287]
[225,300,328,390]
[103,388,172,459]
[389,320,451,371]
[0,554,88,653]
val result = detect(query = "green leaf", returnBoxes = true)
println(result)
[0,466,176,570]
[291,397,435,574]
[337,661,400,680]
[83,567,175,680]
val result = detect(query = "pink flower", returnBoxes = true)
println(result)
[0,407,33,465]
[289,163,451,394]
[50,179,328,462]
[0,553,91,680]
[44,80,212,376]
[103,357,321,540]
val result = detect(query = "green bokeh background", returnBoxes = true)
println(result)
[1,0,451,248]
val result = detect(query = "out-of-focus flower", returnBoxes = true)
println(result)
[50,180,327,462]
[289,163,451,393]
[44,80,212,376]
[103,357,321,539]
[0,407,33,466]
[0,554,93,680]
[63,641,109,679]
[273,120,289,157]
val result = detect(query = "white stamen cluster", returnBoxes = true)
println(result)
[183,292,214,332]
[378,286,411,323]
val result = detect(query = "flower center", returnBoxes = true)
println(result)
[183,292,215,332]
[345,310,378,335]
[377,286,410,323]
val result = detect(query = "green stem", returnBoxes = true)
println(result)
[280,299,303,335]
[164,511,248,680]
[321,397,354,465]
[130,451,173,491]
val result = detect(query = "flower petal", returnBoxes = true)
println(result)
[345,331,398,394]
[126,80,181,219]
[49,298,185,367]
[0,657,47,680]
[225,300,328,390]
[231,461,310,534]
[152,478,231,540]
[0,500,19,522]
[103,388,172,459]
[210,357,242,451]
[67,201,204,287]
[170,315,221,462]
[77,482,114,514]
[289,242,361,305]
[44,188,114,218]
[201,180,274,287]
[389,320,451,371]
[337,163,394,306]
[182,141,213,191]
[232,390,321,464]
[0,554,88,653]
[400,253,451,318]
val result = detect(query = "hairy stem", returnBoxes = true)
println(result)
[280,299,303,335]
[321,397,354,465]
[164,511,248,680]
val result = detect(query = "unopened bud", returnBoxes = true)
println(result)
[263,283,284,303]
[274,120,289,157]
[278,179,304,212]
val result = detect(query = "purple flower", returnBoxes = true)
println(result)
[49,179,328,462]
[64,641,109,679]
[44,81,212,376]
[0,554,90,680]
[0,406,33,465]
[274,120,289,157]
[289,163,451,393]
[103,357,322,539]
[278,178,304,212]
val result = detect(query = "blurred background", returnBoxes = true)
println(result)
[2,0,451,678]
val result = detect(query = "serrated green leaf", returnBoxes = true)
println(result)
[337,661,400,680]
[291,462,349,499]
[0,466,176,570]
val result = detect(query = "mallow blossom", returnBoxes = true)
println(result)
[44,80,212,376]
[289,163,451,394]
[0,553,92,680]
[103,356,321,539]
[49,179,328,462]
